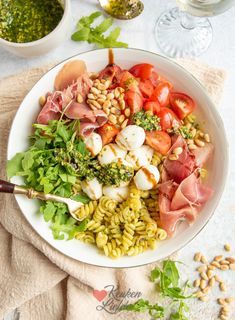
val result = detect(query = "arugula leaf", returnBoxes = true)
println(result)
[150,267,161,282]
[170,302,189,320]
[41,202,57,222]
[121,299,164,319]
[72,11,128,48]
[71,193,90,204]
[22,151,35,171]
[7,152,24,178]
[163,260,179,287]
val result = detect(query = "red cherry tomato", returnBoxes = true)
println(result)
[143,100,161,114]
[97,123,119,146]
[145,131,172,155]
[157,75,174,90]
[139,79,154,98]
[157,107,180,131]
[149,71,159,86]
[169,92,195,120]
[129,63,154,81]
[125,89,143,114]
[118,71,138,90]
[151,82,171,108]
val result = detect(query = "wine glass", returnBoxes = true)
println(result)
[155,0,235,58]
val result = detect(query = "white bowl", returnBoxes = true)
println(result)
[0,0,71,57]
[7,48,229,268]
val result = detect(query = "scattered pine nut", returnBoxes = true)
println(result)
[220,264,229,271]
[224,244,231,252]
[200,272,208,281]
[199,296,209,302]
[200,279,207,290]
[220,282,226,292]
[203,287,210,294]
[196,291,204,298]
[220,260,230,265]
[217,298,226,305]
[194,252,202,262]
[214,255,223,262]
[39,95,46,107]
[200,255,208,264]
[215,275,223,283]
[197,265,207,272]
[229,263,235,270]
[221,306,229,313]
[208,264,216,270]
[188,144,197,150]
[211,261,221,268]
[207,270,213,279]
[226,257,235,263]
[208,277,215,287]
[118,115,125,123]
[194,279,200,288]
[225,298,233,304]
[220,315,228,320]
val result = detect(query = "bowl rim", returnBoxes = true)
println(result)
[7,48,229,268]
[0,0,70,47]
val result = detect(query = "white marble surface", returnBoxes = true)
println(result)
[1,0,235,319]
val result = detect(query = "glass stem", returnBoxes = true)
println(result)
[180,11,198,30]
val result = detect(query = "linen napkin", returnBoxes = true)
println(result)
[0,59,226,320]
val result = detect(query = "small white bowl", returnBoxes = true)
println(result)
[0,0,71,57]
[7,48,229,268]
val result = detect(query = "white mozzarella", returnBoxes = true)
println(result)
[98,143,127,165]
[126,145,154,170]
[115,125,146,150]
[134,165,160,190]
[81,178,103,200]
[84,132,102,156]
[103,185,129,202]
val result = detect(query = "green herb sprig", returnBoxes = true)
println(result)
[71,11,128,48]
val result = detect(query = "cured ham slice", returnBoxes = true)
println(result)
[37,92,62,124]
[159,170,213,236]
[54,60,87,91]
[162,135,196,183]
[191,143,214,167]
[79,110,108,137]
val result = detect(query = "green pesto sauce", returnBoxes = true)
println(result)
[0,0,64,43]
[105,0,143,19]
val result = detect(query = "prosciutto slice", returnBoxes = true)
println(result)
[162,135,196,183]
[159,170,213,236]
[191,143,214,167]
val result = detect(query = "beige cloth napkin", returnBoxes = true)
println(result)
[0,60,225,320]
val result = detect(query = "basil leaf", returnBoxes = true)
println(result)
[94,18,113,34]
[78,11,102,28]
[71,27,90,41]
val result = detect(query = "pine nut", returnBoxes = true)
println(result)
[225,298,233,304]
[121,119,128,129]
[98,94,107,100]
[203,287,210,294]
[215,255,223,262]
[208,264,216,270]
[220,315,228,320]
[104,80,111,88]
[199,132,204,138]
[197,265,207,272]
[218,298,226,305]
[188,144,197,150]
[102,90,108,95]
[200,279,207,290]
[191,128,197,138]
[89,100,101,109]
[199,296,209,302]
[39,95,46,107]
[111,107,120,115]
[173,147,183,155]
[194,252,202,262]
[108,114,117,125]
[207,270,213,279]
[119,93,125,100]
[221,306,229,313]
[200,255,208,264]
[224,244,231,252]
[220,282,226,292]
[215,275,222,283]
[103,100,111,109]
[77,93,83,103]
[114,88,120,98]
[209,277,215,287]
[186,122,192,129]
[90,87,101,95]
[118,115,125,123]
[169,154,179,161]
[107,93,115,100]
[119,100,126,110]
[211,261,221,268]
[204,133,210,142]
[196,291,204,298]
[194,279,200,287]
[195,139,205,147]
[124,108,131,117]
[112,99,118,107]
[226,257,235,263]
[229,263,235,270]
[97,84,106,91]
[97,98,105,105]
[103,108,110,115]
[119,87,125,93]
[220,260,230,265]
[220,265,229,271]
[187,139,194,145]
[200,272,208,280]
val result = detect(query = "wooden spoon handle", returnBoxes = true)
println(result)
[0,179,15,193]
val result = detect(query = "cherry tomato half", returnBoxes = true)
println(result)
[157,107,180,131]
[129,63,154,81]
[139,79,154,98]
[145,131,172,155]
[151,82,171,108]
[169,92,195,120]
[118,71,138,90]
[97,123,119,146]
[143,100,161,114]
[125,89,143,115]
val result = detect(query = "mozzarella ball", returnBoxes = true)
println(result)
[81,178,102,200]
[103,185,129,202]
[134,165,160,190]
[84,132,102,156]
[126,145,154,170]
[98,143,127,165]
[115,125,146,151]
